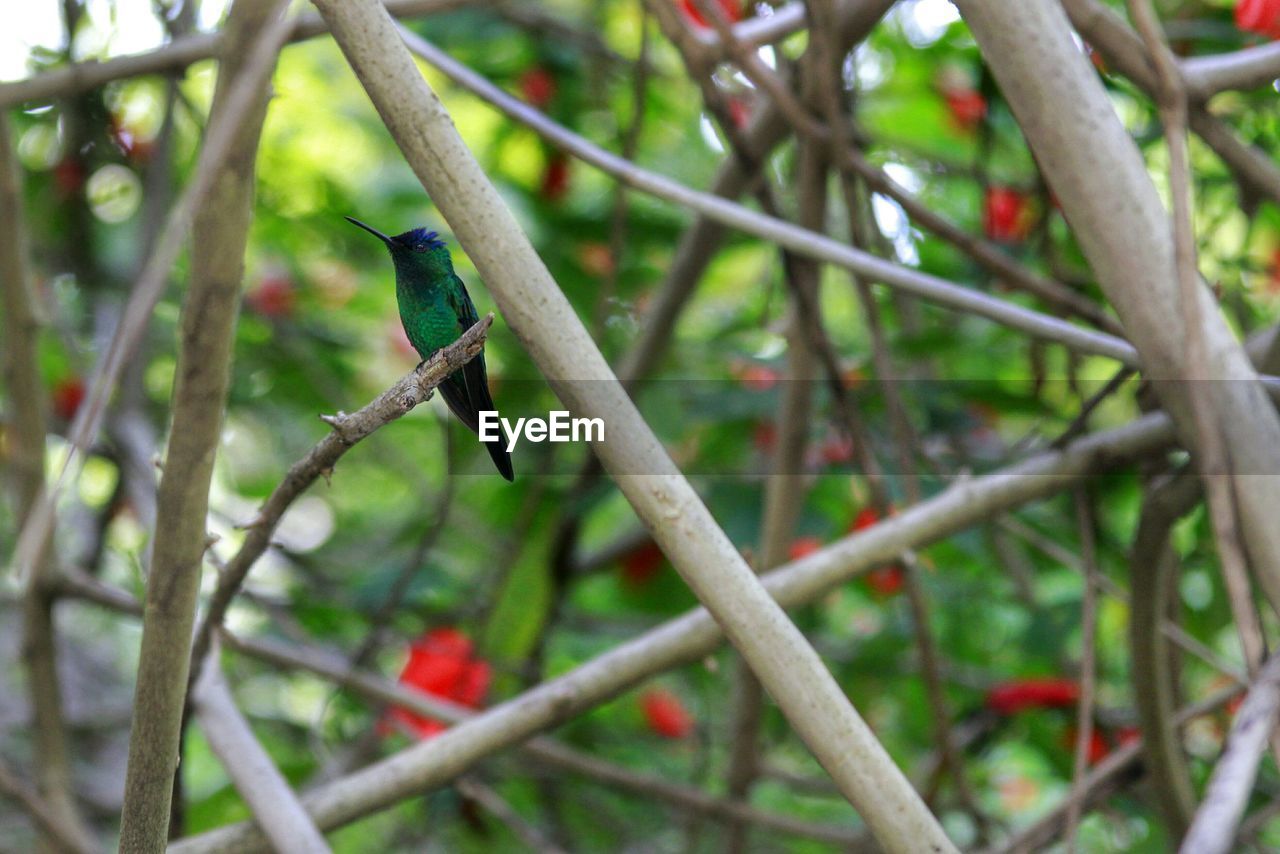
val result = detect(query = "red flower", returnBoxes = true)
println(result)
[851,506,880,532]
[943,89,987,132]
[641,689,694,739]
[678,0,741,29]
[864,565,904,596]
[246,274,296,319]
[727,96,752,129]
[621,540,665,586]
[986,678,1080,715]
[386,628,492,739]
[752,421,777,453]
[51,377,86,422]
[1063,725,1110,765]
[734,362,779,391]
[848,508,905,596]
[52,157,86,197]
[984,187,1034,243]
[1237,0,1280,39]
[518,67,557,109]
[540,152,570,201]
[788,537,823,561]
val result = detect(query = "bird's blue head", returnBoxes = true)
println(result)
[345,216,448,256]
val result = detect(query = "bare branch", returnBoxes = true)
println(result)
[955,0,1280,619]
[118,2,292,848]
[187,314,495,680]
[397,27,1139,365]
[0,0,472,109]
[1,111,99,853]
[1064,489,1100,851]
[0,757,98,854]
[1129,471,1202,838]
[191,647,331,853]
[1061,0,1280,206]
[1183,42,1280,97]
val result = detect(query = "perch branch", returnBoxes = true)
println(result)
[186,315,494,682]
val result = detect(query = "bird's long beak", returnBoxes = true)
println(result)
[344,215,394,245]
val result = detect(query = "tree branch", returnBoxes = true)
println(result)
[191,646,331,853]
[396,27,1139,365]
[1,111,99,853]
[954,0,1280,620]
[187,314,495,681]
[118,2,291,848]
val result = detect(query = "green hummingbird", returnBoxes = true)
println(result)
[346,216,514,481]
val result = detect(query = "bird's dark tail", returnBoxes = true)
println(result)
[437,361,514,481]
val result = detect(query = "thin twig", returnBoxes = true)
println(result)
[1064,489,1100,851]
[187,315,494,683]
[0,757,98,854]
[397,27,1139,365]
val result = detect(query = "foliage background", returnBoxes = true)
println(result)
[2,0,1279,850]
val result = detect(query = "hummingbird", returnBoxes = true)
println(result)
[346,216,514,481]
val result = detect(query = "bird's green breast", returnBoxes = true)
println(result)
[390,249,464,357]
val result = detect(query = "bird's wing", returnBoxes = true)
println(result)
[439,275,514,480]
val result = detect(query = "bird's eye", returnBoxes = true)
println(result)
[415,243,427,252]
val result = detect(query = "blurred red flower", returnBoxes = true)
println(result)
[540,152,570,201]
[519,67,557,108]
[51,377,86,422]
[386,628,492,739]
[986,677,1080,715]
[678,0,741,29]
[621,540,665,586]
[246,274,296,319]
[983,187,1034,243]
[1063,725,1110,765]
[788,536,823,561]
[943,88,987,132]
[1237,0,1280,39]
[641,688,694,739]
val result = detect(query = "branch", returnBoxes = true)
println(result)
[0,0,471,108]
[1183,42,1280,98]
[191,647,331,853]
[0,758,98,854]
[0,112,98,852]
[169,410,1179,852]
[118,2,291,847]
[989,686,1242,854]
[1061,0,1280,207]
[8,0,295,598]
[1129,471,1202,838]
[396,27,1139,365]
[1180,653,1280,854]
[1064,489,1100,850]
[187,314,494,681]
[312,2,953,850]
[953,0,1280,618]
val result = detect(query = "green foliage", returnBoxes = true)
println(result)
[4,0,1280,850]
